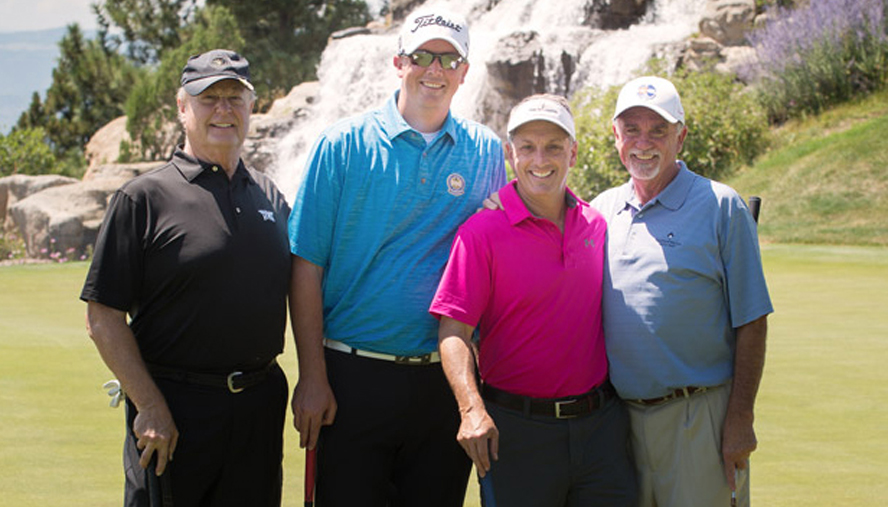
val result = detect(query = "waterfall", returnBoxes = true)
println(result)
[271,0,707,201]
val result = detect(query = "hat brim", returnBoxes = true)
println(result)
[613,104,681,124]
[183,75,254,96]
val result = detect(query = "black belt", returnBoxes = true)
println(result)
[147,361,276,394]
[481,381,616,419]
[632,386,711,405]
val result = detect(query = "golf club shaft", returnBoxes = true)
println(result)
[304,448,317,507]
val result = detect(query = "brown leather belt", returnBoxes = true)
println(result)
[147,361,277,394]
[632,386,711,406]
[481,381,615,419]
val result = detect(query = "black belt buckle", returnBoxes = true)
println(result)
[395,354,431,365]
[227,371,245,393]
[554,398,580,419]
[555,398,589,419]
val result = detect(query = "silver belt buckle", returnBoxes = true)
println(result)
[555,399,579,419]
[227,371,244,393]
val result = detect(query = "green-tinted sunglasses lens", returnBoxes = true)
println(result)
[439,54,463,69]
[410,52,435,67]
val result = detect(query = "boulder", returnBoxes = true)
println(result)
[6,163,161,259]
[584,0,649,29]
[243,81,319,174]
[84,116,130,171]
[699,0,756,46]
[0,174,78,228]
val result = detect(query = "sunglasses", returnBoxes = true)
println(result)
[405,51,466,70]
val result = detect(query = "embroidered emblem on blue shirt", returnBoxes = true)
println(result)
[258,210,276,222]
[447,173,466,196]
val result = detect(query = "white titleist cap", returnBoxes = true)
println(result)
[613,76,685,124]
[399,8,469,59]
[507,96,576,141]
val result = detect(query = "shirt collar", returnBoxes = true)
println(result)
[619,160,694,214]
[172,147,251,184]
[380,91,457,143]
[501,180,584,226]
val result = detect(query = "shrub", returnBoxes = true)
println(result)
[0,128,56,176]
[740,0,888,123]
[569,67,770,201]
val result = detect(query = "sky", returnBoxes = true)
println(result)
[0,0,99,33]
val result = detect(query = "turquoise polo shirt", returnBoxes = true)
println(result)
[591,163,773,400]
[288,92,506,355]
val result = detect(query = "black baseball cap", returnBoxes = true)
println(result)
[181,49,254,96]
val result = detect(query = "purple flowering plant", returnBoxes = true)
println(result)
[741,0,887,122]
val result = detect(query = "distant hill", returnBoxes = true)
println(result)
[0,27,68,134]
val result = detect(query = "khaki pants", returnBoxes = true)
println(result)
[626,385,750,507]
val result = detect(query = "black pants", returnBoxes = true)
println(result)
[483,396,637,507]
[123,364,288,507]
[316,349,472,507]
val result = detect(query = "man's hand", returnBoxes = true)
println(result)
[481,191,503,211]
[457,405,499,477]
[133,401,179,475]
[292,376,337,450]
[721,411,756,490]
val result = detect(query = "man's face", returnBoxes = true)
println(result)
[613,107,687,182]
[395,39,469,112]
[179,80,254,159]
[507,120,577,203]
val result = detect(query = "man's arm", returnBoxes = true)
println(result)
[722,314,768,489]
[438,316,498,477]
[85,301,178,475]
[289,255,337,450]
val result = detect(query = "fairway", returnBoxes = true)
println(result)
[1,244,886,506]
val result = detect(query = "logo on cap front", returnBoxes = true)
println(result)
[211,57,227,67]
[411,14,463,33]
[637,84,657,101]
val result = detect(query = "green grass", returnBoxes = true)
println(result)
[2,249,887,506]
[726,89,888,246]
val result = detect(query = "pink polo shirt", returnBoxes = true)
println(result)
[430,181,608,398]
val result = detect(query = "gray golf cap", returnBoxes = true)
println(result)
[181,49,254,96]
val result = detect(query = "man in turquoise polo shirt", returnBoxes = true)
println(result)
[287,7,506,506]
[591,76,773,507]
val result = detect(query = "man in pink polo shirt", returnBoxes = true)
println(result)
[430,94,637,507]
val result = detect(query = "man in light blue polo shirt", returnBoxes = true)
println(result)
[287,7,506,506]
[591,76,773,507]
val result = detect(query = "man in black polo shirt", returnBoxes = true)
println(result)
[81,49,291,506]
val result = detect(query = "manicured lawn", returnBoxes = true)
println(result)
[1,245,886,505]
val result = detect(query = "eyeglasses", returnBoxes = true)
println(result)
[404,51,466,70]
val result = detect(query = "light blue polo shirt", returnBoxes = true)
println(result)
[288,91,506,355]
[591,163,773,400]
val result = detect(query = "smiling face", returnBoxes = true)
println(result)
[179,79,254,172]
[395,39,468,123]
[613,106,687,185]
[507,120,577,211]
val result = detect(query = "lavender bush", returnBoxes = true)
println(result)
[741,0,888,122]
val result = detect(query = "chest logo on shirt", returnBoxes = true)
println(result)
[446,173,466,196]
[584,238,595,248]
[258,209,276,223]
[656,231,682,248]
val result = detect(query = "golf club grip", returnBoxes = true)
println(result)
[748,196,762,224]
[304,448,317,507]
[480,472,496,507]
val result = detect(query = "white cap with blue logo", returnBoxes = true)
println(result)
[613,76,685,124]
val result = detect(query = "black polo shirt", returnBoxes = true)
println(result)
[81,149,291,372]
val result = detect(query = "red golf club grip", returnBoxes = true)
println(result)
[304,448,317,507]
